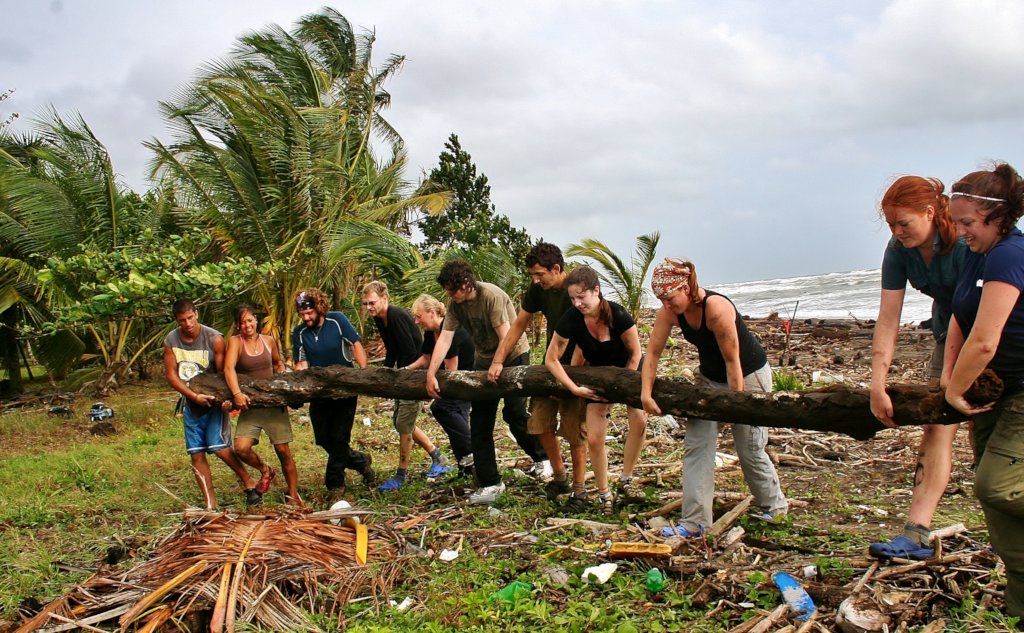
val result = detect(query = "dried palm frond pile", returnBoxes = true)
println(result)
[17,507,403,633]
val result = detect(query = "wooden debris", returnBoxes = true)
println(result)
[18,510,402,633]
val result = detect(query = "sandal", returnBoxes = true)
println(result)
[255,466,276,494]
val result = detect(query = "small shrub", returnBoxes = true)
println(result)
[772,369,805,391]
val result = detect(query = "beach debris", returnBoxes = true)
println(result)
[836,595,889,633]
[543,566,571,585]
[608,542,672,558]
[772,571,817,621]
[438,548,459,562]
[488,581,533,604]
[582,562,618,584]
[16,508,401,633]
[645,568,666,592]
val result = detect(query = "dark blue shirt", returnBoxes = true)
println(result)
[952,229,1024,386]
[881,235,967,339]
[292,311,361,368]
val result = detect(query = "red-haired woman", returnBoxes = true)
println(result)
[945,163,1024,619]
[868,176,967,560]
[641,258,787,537]
[544,266,648,513]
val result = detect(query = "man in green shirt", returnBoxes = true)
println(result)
[488,242,586,501]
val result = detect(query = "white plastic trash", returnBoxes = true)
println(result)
[582,562,618,584]
[329,499,359,525]
[439,549,459,562]
[362,416,372,427]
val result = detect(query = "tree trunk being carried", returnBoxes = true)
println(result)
[192,365,976,441]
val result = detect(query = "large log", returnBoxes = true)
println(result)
[192,366,970,441]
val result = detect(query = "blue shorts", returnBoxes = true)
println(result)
[183,401,231,454]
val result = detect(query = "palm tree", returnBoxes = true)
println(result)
[0,110,159,391]
[565,232,661,322]
[147,8,447,346]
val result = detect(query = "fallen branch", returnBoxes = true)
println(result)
[194,365,977,440]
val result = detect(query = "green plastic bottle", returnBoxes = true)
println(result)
[488,581,533,604]
[645,568,666,592]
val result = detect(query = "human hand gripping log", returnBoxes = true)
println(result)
[191,364,983,441]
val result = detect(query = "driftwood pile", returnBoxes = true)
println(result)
[16,507,402,633]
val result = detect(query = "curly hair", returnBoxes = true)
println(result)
[294,288,330,315]
[525,241,564,270]
[437,259,477,293]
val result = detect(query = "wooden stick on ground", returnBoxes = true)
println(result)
[707,495,754,539]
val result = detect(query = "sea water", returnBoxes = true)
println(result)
[693,268,933,323]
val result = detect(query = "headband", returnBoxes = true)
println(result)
[651,258,692,298]
[950,191,1006,203]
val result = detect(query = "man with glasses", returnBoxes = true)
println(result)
[361,281,452,490]
[292,288,374,498]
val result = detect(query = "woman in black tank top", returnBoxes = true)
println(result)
[641,258,787,538]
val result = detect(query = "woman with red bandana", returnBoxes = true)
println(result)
[641,258,788,537]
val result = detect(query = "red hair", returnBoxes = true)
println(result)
[880,176,956,255]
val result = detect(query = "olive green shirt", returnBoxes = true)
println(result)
[444,282,529,368]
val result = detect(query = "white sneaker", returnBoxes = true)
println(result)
[528,459,553,480]
[468,482,506,505]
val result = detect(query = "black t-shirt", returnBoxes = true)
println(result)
[677,290,767,382]
[422,327,475,370]
[374,305,422,368]
[521,282,575,363]
[554,300,636,367]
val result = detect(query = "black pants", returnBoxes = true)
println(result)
[429,399,473,462]
[309,397,369,490]
[471,352,547,487]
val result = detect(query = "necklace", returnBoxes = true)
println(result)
[242,334,263,356]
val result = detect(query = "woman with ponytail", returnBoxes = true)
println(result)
[868,176,968,560]
[544,266,648,513]
[945,162,1024,619]
[641,258,788,538]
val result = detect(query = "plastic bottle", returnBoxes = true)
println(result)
[645,568,666,592]
[488,581,533,604]
[771,571,816,621]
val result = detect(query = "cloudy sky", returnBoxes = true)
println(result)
[3,0,1023,284]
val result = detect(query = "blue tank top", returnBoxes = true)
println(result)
[676,290,767,383]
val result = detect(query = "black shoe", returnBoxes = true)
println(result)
[544,478,571,501]
[560,492,590,515]
[244,488,263,507]
[360,453,376,486]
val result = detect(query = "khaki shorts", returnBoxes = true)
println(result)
[927,337,944,380]
[527,396,587,447]
[235,407,292,445]
[393,399,421,434]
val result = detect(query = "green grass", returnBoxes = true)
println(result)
[0,380,1013,631]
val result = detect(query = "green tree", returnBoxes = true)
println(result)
[148,8,447,346]
[0,108,154,392]
[418,134,532,264]
[566,231,661,322]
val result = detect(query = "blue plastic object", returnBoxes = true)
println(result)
[771,571,816,621]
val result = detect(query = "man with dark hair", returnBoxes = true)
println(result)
[361,281,451,490]
[426,259,547,504]
[292,288,374,498]
[489,241,587,501]
[163,298,263,509]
